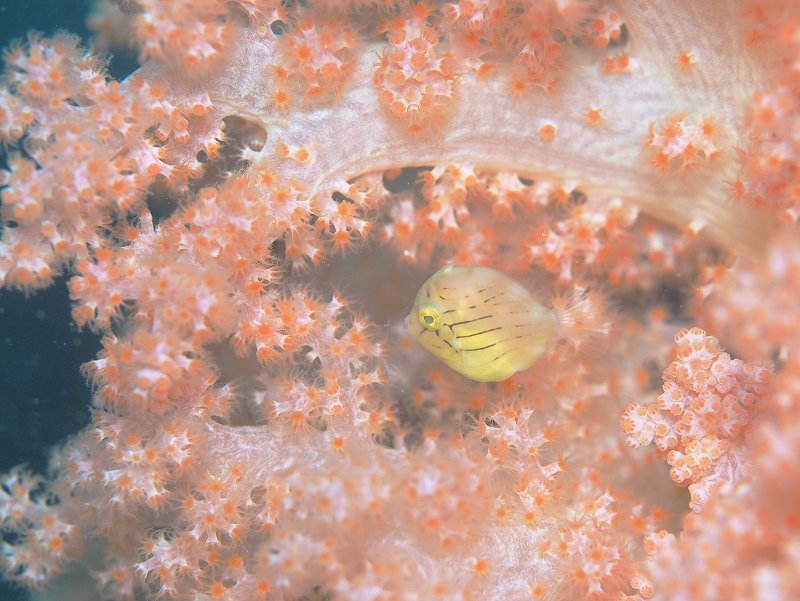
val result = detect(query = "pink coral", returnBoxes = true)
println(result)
[622,327,771,511]
[645,115,722,173]
[0,1,799,600]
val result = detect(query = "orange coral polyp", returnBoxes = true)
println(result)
[0,2,797,600]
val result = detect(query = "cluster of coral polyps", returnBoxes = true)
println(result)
[1,1,799,600]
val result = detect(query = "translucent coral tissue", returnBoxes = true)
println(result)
[1,1,799,600]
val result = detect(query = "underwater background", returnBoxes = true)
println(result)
[1,2,95,599]
[0,1,796,600]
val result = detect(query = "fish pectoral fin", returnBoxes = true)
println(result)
[442,336,462,352]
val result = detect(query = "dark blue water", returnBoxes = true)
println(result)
[1,2,103,598]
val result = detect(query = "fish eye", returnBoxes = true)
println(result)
[418,306,441,330]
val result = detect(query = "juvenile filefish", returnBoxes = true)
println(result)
[406,265,558,382]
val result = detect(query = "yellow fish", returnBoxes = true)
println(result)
[406,265,558,382]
